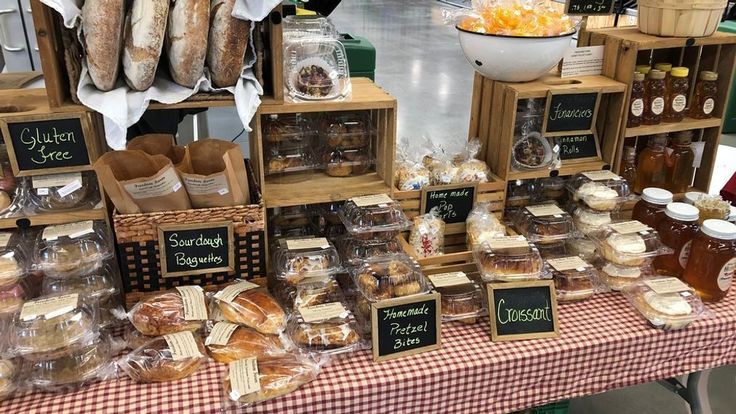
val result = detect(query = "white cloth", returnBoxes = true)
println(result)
[233,0,282,22]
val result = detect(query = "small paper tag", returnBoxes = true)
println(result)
[0,232,11,249]
[229,358,261,400]
[42,221,94,241]
[526,204,566,217]
[163,331,203,361]
[547,256,591,272]
[351,193,393,207]
[217,188,230,196]
[175,286,208,321]
[182,174,230,196]
[31,172,82,189]
[487,236,528,250]
[57,180,83,198]
[20,293,79,321]
[428,272,472,288]
[582,170,620,181]
[609,220,651,235]
[205,321,239,346]
[37,188,49,196]
[299,302,349,323]
[644,277,691,295]
[214,281,260,304]
[561,46,604,78]
[124,168,182,200]
[286,238,330,251]
[691,141,706,168]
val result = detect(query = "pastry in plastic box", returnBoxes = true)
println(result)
[206,322,289,364]
[28,338,113,390]
[599,260,654,291]
[466,202,506,249]
[589,220,673,266]
[428,272,485,324]
[573,206,612,236]
[274,278,342,311]
[222,354,320,406]
[288,302,363,354]
[270,205,311,230]
[0,231,26,289]
[41,265,117,302]
[33,220,112,279]
[118,331,207,382]
[265,146,320,176]
[513,203,575,244]
[285,37,351,101]
[29,172,99,212]
[273,237,342,285]
[338,194,411,235]
[545,256,602,302]
[351,254,430,301]
[0,358,16,401]
[567,171,631,211]
[474,236,544,282]
[536,241,567,259]
[322,112,373,150]
[263,113,317,145]
[0,282,26,316]
[539,177,567,202]
[506,179,534,207]
[566,237,598,262]
[213,281,287,335]
[512,133,554,171]
[129,286,208,336]
[337,236,403,267]
[325,147,374,177]
[408,211,445,258]
[623,277,709,330]
[282,14,338,39]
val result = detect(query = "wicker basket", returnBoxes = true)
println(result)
[638,0,727,37]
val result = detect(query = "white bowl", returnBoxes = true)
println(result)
[456,27,575,82]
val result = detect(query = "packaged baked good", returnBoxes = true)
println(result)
[623,277,709,330]
[0,282,26,316]
[566,237,598,262]
[589,221,673,266]
[265,146,320,181]
[287,302,363,354]
[538,177,567,202]
[205,322,289,363]
[572,206,612,236]
[567,171,632,211]
[263,113,318,146]
[350,254,431,301]
[466,202,506,249]
[222,355,321,407]
[28,338,113,391]
[428,272,485,323]
[506,179,534,208]
[394,139,431,191]
[98,295,126,331]
[0,358,17,401]
[338,194,411,235]
[473,236,544,282]
[324,147,375,177]
[512,132,554,171]
[513,203,575,244]
[212,281,287,335]
[33,220,112,279]
[336,236,403,267]
[0,231,26,289]
[536,241,567,258]
[408,210,445,258]
[321,111,374,150]
[285,37,351,101]
[282,15,338,40]
[128,286,208,336]
[41,265,117,302]
[28,172,100,212]
[273,278,342,311]
[545,256,603,302]
[118,331,208,382]
[273,238,342,284]
[598,260,654,291]
[455,139,490,183]
[11,293,98,360]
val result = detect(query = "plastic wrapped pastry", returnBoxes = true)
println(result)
[284,37,351,101]
[0,231,28,289]
[33,220,112,279]
[455,139,490,183]
[338,194,411,235]
[272,238,342,285]
[41,265,117,302]
[567,171,631,212]
[205,322,288,363]
[394,139,430,191]
[129,287,208,336]
[599,260,654,291]
[408,210,445,258]
[589,221,673,266]
[513,203,575,244]
[0,358,17,401]
[428,272,486,324]
[336,236,403,267]
[28,338,114,391]
[545,255,605,302]
[29,172,99,212]
[623,277,709,330]
[351,254,431,301]
[473,236,544,282]
[466,202,506,249]
[0,282,26,316]
[213,281,287,335]
[118,331,207,382]
[287,302,363,354]
[273,278,342,311]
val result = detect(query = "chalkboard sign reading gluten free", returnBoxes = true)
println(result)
[565,0,615,16]
[420,183,478,226]
[544,91,600,136]
[557,133,601,162]
[2,115,91,175]
[487,281,560,341]
[158,222,235,278]
[371,293,441,362]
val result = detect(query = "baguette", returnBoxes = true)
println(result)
[207,0,250,88]
[81,0,125,91]
[167,0,210,88]
[122,0,169,91]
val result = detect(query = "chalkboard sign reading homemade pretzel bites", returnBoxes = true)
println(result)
[565,0,615,16]
[158,222,235,278]
[487,280,560,341]
[557,133,601,162]
[543,90,600,136]
[371,293,441,362]
[420,183,478,226]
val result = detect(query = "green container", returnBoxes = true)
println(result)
[531,400,570,414]
[340,34,376,81]
[718,21,736,133]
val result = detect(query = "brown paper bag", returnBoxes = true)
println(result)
[126,134,185,167]
[177,139,250,208]
[93,150,192,214]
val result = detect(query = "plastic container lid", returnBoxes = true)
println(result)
[590,221,674,266]
[29,172,100,212]
[0,231,27,288]
[641,188,673,205]
[282,15,339,40]
[566,171,632,211]
[671,67,689,77]
[285,38,351,101]
[684,191,706,205]
[636,65,651,75]
[633,72,645,81]
[336,236,403,267]
[288,302,364,355]
[473,236,545,282]
[41,267,117,302]
[350,254,430,301]
[28,340,110,388]
[33,221,112,279]
[273,238,342,283]
[700,71,718,81]
[649,70,666,80]
[665,202,699,222]
[338,194,411,234]
[622,277,706,331]
[512,203,575,243]
[701,219,736,240]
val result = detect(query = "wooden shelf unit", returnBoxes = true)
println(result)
[0,206,107,230]
[264,172,391,208]
[624,117,723,138]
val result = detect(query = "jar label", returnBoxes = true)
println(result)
[651,97,665,115]
[703,98,715,115]
[678,240,692,269]
[717,258,736,291]
[631,99,644,116]
[672,95,687,113]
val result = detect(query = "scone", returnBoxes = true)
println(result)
[600,262,642,291]
[575,182,619,211]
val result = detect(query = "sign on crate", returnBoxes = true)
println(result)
[487,280,560,341]
[158,222,235,278]
[544,91,600,136]
[371,293,441,362]
[565,0,615,15]
[557,133,600,162]
[420,183,478,225]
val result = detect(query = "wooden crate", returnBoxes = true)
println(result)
[581,27,736,210]
[468,72,627,182]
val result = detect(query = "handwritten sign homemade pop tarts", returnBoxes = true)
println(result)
[543,90,600,136]
[420,183,478,228]
[158,222,235,278]
[371,293,441,362]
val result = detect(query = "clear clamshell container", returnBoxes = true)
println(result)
[28,340,111,389]
[285,38,351,101]
[263,114,318,147]
[473,236,545,282]
[320,112,374,150]
[33,220,112,279]
[28,171,100,212]
[566,171,632,212]
[41,265,117,302]
[623,277,708,331]
[0,231,28,289]
[273,238,342,284]
[287,301,364,355]
[324,147,375,177]
[589,220,673,266]
[336,236,403,267]
[337,194,411,235]
[513,203,575,244]
[350,254,430,301]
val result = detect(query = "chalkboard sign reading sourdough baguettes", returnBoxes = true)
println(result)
[2,115,91,175]
[371,293,441,362]
[544,91,600,135]
[420,183,478,226]
[158,222,235,278]
[557,133,600,162]
[565,0,615,15]
[487,280,560,341]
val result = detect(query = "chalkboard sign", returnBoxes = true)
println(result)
[565,0,615,16]
[158,222,235,277]
[544,91,600,135]
[487,281,560,341]
[2,115,91,175]
[371,293,441,362]
[557,133,600,162]
[420,183,478,225]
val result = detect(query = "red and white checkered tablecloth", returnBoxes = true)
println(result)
[3,291,736,414]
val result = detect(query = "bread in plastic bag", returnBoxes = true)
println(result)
[205,322,289,363]
[128,287,208,336]
[394,139,430,191]
[466,202,506,249]
[456,138,490,183]
[408,209,445,258]
[118,331,208,382]
[212,281,287,335]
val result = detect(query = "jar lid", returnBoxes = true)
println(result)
[702,219,736,240]
[665,202,699,221]
[684,191,706,205]
[654,63,672,72]
[649,70,666,80]
[633,72,645,81]
[636,65,651,75]
[671,67,689,77]
[700,71,718,81]
[642,188,673,205]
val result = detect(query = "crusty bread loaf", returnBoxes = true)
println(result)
[166,0,210,88]
[122,0,169,91]
[207,0,251,88]
[81,0,125,91]
[218,288,286,335]
[207,326,285,363]
[223,356,317,404]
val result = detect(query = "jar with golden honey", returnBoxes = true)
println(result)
[665,130,695,194]
[628,72,645,128]
[662,67,689,123]
[653,203,700,277]
[682,219,736,302]
[632,187,673,228]
[690,71,718,119]
[643,70,666,125]
[634,134,668,193]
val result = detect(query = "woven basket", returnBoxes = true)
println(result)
[638,0,727,37]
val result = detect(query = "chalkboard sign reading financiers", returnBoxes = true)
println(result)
[4,116,90,174]
[158,222,235,278]
[487,281,560,341]
[371,293,441,362]
[557,133,600,161]
[565,0,615,16]
[544,91,599,135]
[420,183,478,225]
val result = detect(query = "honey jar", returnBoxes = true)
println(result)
[682,220,736,302]
[632,187,673,229]
[653,203,700,278]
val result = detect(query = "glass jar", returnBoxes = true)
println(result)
[621,146,638,190]
[631,187,673,228]
[662,67,689,123]
[665,130,695,193]
[690,71,718,119]
[684,191,705,206]
[628,72,645,128]
[635,134,668,194]
[682,219,736,302]
[643,70,666,125]
[653,203,700,277]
